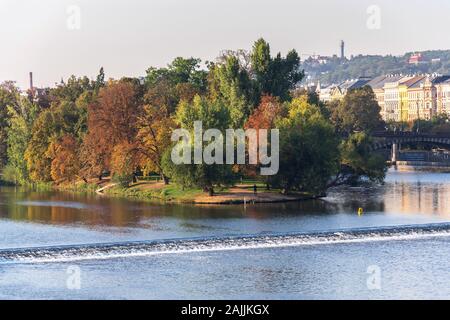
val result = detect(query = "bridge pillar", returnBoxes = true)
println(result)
[392,143,399,163]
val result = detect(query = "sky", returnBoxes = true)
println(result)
[1,0,450,89]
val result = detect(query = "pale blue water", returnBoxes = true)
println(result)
[0,169,449,299]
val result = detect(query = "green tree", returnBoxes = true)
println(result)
[144,58,207,115]
[146,57,207,91]
[74,90,95,139]
[163,96,235,194]
[269,98,340,194]
[251,38,304,101]
[208,55,255,127]
[4,97,39,184]
[136,105,176,183]
[329,132,387,187]
[50,75,93,104]
[251,38,271,78]
[0,82,20,169]
[24,110,55,182]
[330,86,383,135]
[94,67,106,92]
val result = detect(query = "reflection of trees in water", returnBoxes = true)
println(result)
[0,188,386,228]
[0,188,139,228]
[2,178,449,229]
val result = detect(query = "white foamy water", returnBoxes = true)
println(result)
[2,223,450,264]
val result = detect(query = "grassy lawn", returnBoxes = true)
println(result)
[105,182,204,203]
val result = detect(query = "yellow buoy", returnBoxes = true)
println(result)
[358,208,364,216]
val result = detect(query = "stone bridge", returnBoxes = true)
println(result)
[370,132,450,162]
[371,132,450,149]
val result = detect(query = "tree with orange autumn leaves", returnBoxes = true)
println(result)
[81,80,178,186]
[243,95,283,179]
[81,80,140,181]
[47,135,81,183]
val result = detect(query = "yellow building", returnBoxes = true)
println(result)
[398,76,426,121]
[398,84,409,122]
[383,77,416,122]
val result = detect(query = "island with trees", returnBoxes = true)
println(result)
[0,39,389,204]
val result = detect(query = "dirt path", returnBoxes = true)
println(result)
[194,186,313,204]
[92,180,316,204]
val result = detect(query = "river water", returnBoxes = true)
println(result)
[0,169,449,299]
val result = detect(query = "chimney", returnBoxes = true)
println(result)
[29,72,35,100]
[29,72,33,91]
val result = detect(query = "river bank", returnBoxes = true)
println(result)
[26,176,317,205]
[0,175,338,205]
[99,180,317,205]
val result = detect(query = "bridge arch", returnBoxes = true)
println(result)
[371,134,450,151]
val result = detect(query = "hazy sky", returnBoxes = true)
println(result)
[1,0,450,89]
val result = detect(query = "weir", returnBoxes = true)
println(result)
[1,223,450,264]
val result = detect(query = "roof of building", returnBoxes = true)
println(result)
[382,75,414,89]
[433,75,450,85]
[320,74,450,94]
[367,75,404,89]
[402,75,427,88]
[404,75,450,89]
[338,77,371,91]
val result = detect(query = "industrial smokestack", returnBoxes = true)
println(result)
[340,40,345,59]
[29,72,35,100]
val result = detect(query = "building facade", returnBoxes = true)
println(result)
[318,74,450,122]
[435,78,450,115]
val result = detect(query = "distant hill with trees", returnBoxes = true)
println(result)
[302,50,450,85]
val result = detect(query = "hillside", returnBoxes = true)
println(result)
[302,50,450,85]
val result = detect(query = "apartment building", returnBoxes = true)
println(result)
[366,75,404,120]
[382,76,422,122]
[317,78,371,103]
[406,76,437,121]
[318,74,450,122]
[435,77,450,115]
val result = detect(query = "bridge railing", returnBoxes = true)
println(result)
[372,131,450,139]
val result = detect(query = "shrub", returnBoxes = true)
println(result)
[112,173,134,188]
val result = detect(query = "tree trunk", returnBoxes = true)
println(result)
[161,173,169,185]
[204,186,214,196]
